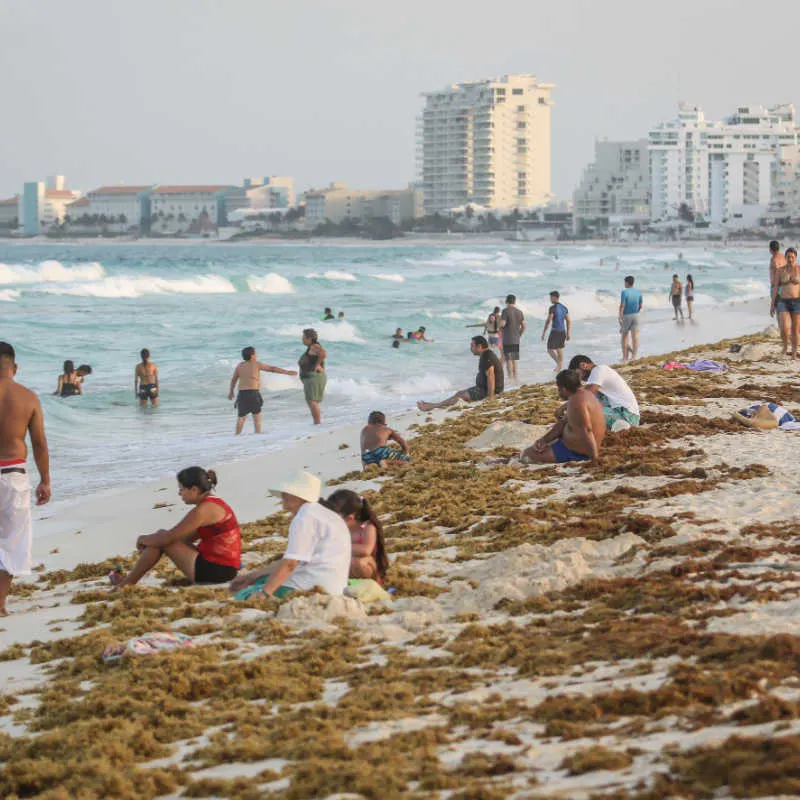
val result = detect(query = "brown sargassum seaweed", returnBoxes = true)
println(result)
[3,332,800,799]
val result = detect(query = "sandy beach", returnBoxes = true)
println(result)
[5,326,800,798]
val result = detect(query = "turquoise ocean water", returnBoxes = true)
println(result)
[0,241,772,509]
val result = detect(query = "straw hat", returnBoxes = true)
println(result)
[268,471,322,503]
[732,404,778,430]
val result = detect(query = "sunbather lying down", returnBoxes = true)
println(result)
[486,370,605,465]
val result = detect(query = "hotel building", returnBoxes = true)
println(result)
[20,176,81,235]
[148,185,235,232]
[224,176,296,217]
[304,182,423,227]
[649,103,799,228]
[419,74,554,215]
[68,185,155,230]
[572,139,650,232]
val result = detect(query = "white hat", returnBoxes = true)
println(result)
[269,471,322,504]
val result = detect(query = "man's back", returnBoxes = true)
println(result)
[501,305,524,343]
[566,389,606,448]
[0,380,38,461]
[236,360,261,390]
[361,423,391,452]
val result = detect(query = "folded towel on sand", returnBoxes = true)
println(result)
[664,359,727,372]
[102,632,196,664]
[734,403,800,431]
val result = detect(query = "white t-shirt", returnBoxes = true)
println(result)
[587,364,639,416]
[282,502,351,595]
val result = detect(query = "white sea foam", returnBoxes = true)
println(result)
[0,289,20,302]
[371,273,405,283]
[40,274,237,298]
[274,320,365,343]
[729,278,769,303]
[0,260,105,285]
[307,270,357,281]
[246,273,295,294]
[393,373,453,396]
[408,250,513,268]
[470,269,542,279]
[481,288,621,321]
[326,376,382,400]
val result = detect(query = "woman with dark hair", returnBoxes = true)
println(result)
[113,467,241,588]
[685,274,695,320]
[325,489,389,583]
[772,247,800,359]
[299,328,327,425]
[55,360,81,397]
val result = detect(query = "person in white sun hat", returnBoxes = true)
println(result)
[228,471,351,600]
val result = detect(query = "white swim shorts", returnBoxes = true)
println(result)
[0,465,32,575]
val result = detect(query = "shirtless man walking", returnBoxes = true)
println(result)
[229,346,298,435]
[135,348,159,407]
[521,369,605,464]
[0,342,50,616]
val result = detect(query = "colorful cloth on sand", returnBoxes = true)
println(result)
[737,402,800,431]
[233,576,294,601]
[345,578,392,604]
[102,632,196,664]
[663,359,727,372]
[362,446,410,465]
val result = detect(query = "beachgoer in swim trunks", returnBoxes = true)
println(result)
[113,467,241,588]
[229,346,297,434]
[619,276,643,362]
[568,355,640,431]
[769,240,790,354]
[772,247,800,359]
[500,294,526,380]
[669,274,684,321]
[520,369,605,464]
[135,349,159,407]
[541,291,570,371]
[360,411,410,467]
[417,336,503,411]
[0,341,50,616]
[55,360,81,397]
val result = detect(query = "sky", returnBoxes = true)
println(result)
[1,0,798,201]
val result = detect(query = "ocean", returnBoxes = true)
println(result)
[0,240,772,509]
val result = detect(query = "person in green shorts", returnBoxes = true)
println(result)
[299,328,327,425]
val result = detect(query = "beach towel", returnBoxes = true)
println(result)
[233,576,294,601]
[686,359,727,372]
[733,403,800,431]
[102,632,196,664]
[344,578,392,604]
[663,361,688,370]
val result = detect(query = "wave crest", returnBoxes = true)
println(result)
[0,260,105,285]
[247,273,295,294]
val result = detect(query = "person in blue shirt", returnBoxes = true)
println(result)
[619,276,643,362]
[541,291,571,371]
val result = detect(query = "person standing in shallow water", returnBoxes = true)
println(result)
[685,274,695,321]
[229,346,297,435]
[769,240,790,355]
[0,342,51,616]
[54,360,81,397]
[500,294,526,380]
[669,274,684,321]
[299,329,327,425]
[135,349,159,407]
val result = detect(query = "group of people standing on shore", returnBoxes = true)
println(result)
[769,240,800,360]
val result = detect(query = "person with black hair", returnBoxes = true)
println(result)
[360,411,410,467]
[567,354,640,430]
[0,341,50,616]
[541,291,570,371]
[299,329,327,425]
[619,275,643,361]
[500,294,526,379]
[770,240,790,355]
[321,307,335,321]
[229,346,297,435]
[521,369,605,464]
[417,336,503,412]
[135,349,159,407]
[55,360,81,397]
[325,489,389,583]
[113,466,241,588]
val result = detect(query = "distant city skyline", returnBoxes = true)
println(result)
[1,0,797,201]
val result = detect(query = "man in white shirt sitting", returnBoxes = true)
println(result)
[228,471,351,599]
[567,355,640,431]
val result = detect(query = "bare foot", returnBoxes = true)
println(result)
[417,401,435,412]
[0,608,8,616]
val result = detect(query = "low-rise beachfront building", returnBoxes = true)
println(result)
[68,185,155,231]
[419,73,554,215]
[572,139,650,234]
[305,182,423,228]
[224,176,295,218]
[765,145,800,224]
[0,197,19,230]
[20,176,82,235]
[148,185,235,233]
[649,103,799,229]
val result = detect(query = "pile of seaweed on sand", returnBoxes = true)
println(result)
[4,330,800,798]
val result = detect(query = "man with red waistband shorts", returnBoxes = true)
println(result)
[0,342,51,615]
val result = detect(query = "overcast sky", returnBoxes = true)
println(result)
[1,0,797,201]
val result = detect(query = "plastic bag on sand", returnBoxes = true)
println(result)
[344,579,392,604]
[102,631,196,664]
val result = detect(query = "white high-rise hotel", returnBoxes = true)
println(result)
[650,102,799,227]
[420,74,554,215]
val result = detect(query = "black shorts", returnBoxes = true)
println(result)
[236,389,263,418]
[547,331,566,350]
[138,384,158,400]
[671,295,682,308]
[502,343,520,361]
[194,555,238,584]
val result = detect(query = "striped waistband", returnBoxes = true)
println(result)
[0,466,26,475]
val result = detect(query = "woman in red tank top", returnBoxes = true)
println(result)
[114,467,241,589]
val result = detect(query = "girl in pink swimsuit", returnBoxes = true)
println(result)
[325,489,388,583]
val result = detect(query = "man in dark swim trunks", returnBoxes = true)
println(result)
[417,336,503,411]
[521,369,605,464]
[135,349,159,407]
[229,346,298,435]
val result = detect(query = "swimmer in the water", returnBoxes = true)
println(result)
[55,360,81,397]
[135,349,159,407]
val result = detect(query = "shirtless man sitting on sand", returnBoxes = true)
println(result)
[521,369,605,464]
[0,342,51,616]
[135,348,159,407]
[360,411,410,467]
[229,346,298,435]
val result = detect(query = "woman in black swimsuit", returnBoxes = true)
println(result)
[55,360,81,397]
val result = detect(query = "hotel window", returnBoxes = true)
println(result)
[516,105,526,112]
[517,122,526,129]
[512,88,523,95]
